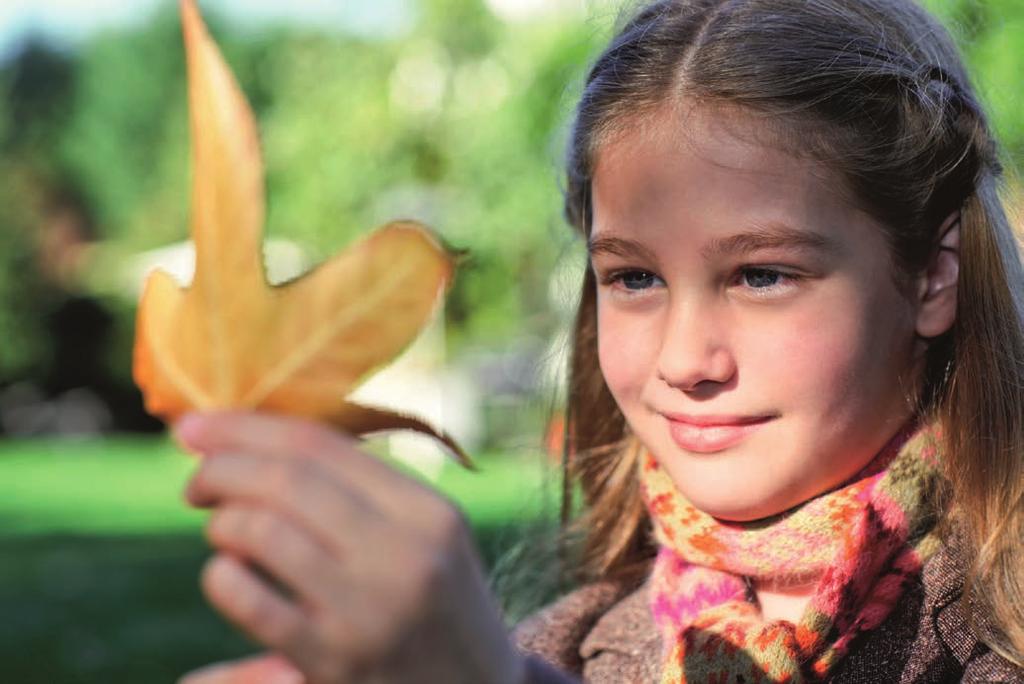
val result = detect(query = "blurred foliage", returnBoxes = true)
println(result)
[922,0,1024,164]
[0,0,1021,390]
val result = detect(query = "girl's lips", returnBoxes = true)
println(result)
[663,414,775,453]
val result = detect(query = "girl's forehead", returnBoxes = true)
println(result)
[589,104,878,255]
[593,103,834,191]
[596,115,825,210]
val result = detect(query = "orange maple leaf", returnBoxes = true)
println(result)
[133,0,472,468]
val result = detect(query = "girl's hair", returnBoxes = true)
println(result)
[555,0,1024,664]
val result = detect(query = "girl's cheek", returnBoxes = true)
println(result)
[739,294,874,406]
[597,305,662,400]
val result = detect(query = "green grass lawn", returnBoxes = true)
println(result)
[0,435,563,535]
[0,435,568,683]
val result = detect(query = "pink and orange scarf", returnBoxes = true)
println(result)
[639,419,945,682]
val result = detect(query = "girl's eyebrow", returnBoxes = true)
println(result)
[587,235,658,262]
[701,224,840,259]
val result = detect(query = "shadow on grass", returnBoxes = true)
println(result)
[0,520,561,683]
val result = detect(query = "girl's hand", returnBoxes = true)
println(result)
[174,411,526,684]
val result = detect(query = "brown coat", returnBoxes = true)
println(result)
[511,537,1024,683]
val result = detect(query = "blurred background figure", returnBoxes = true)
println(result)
[0,174,163,436]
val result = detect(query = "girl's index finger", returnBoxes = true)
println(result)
[175,411,357,459]
[185,450,363,510]
[177,411,456,538]
[176,410,437,502]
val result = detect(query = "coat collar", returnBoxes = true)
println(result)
[579,580,661,670]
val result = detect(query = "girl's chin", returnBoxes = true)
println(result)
[677,470,827,522]
[665,462,807,521]
[648,428,810,520]
[686,496,795,523]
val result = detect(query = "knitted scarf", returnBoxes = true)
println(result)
[639,419,945,683]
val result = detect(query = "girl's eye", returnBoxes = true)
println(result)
[742,267,783,289]
[735,266,802,296]
[601,269,665,295]
[618,270,660,290]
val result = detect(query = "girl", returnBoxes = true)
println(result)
[177,0,1024,682]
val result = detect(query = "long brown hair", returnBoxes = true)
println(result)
[555,0,1024,663]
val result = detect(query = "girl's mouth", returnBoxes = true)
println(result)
[661,413,776,453]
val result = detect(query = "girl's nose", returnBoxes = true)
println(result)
[655,300,736,392]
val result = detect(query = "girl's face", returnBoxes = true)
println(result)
[591,106,924,521]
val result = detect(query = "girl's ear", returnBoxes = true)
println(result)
[915,211,960,339]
